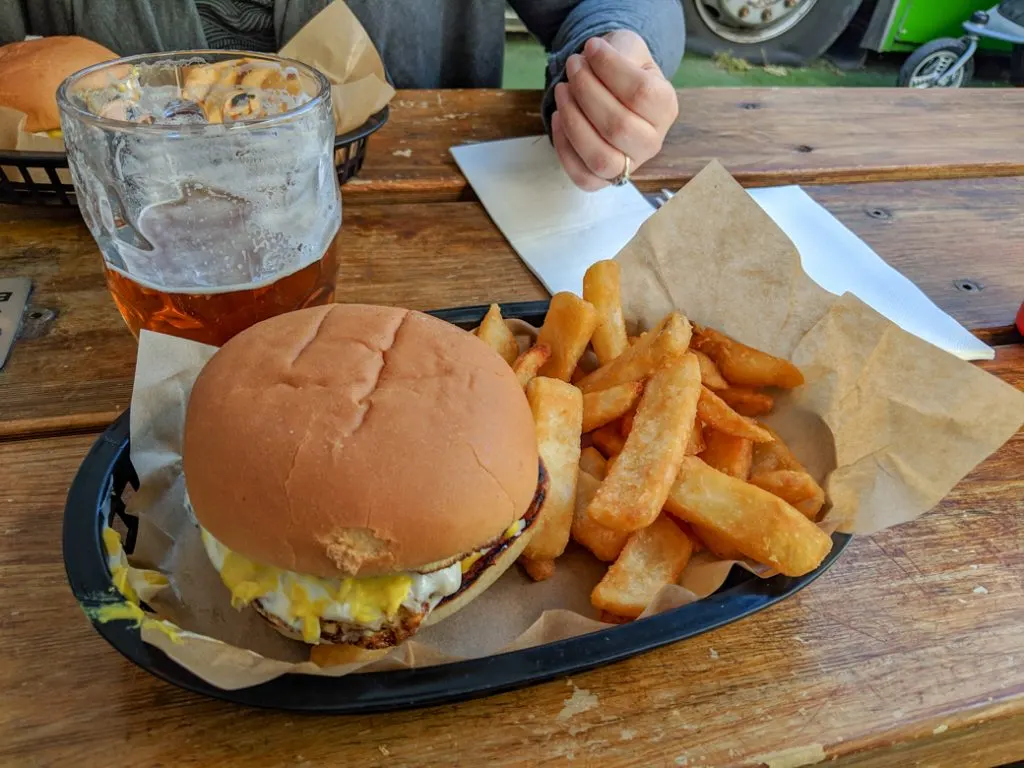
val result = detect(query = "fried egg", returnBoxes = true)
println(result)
[201,518,529,644]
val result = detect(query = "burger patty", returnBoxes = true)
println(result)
[256,461,548,648]
[253,600,428,648]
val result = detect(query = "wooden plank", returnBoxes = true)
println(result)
[2,382,1022,767]
[352,88,1024,203]
[807,177,1024,342]
[2,177,1022,439]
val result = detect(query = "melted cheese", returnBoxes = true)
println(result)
[202,516,531,644]
[202,530,460,643]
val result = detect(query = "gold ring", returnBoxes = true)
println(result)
[611,154,631,187]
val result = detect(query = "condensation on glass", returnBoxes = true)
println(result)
[57,51,341,347]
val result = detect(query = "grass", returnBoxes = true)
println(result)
[502,35,1007,89]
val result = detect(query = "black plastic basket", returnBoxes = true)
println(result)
[0,104,389,209]
[0,150,76,207]
[63,300,852,713]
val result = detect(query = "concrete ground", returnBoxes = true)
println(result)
[502,36,1009,89]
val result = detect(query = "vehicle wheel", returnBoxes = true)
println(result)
[683,0,864,66]
[897,39,974,88]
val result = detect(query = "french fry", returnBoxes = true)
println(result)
[693,349,729,390]
[519,556,556,582]
[619,408,636,438]
[627,335,641,346]
[522,378,583,561]
[571,364,588,384]
[599,611,632,625]
[697,386,774,443]
[717,387,774,416]
[583,260,629,365]
[699,429,753,480]
[748,424,826,519]
[749,470,826,521]
[310,644,389,668]
[476,303,520,365]
[750,422,806,474]
[591,515,695,618]
[685,419,705,455]
[692,325,804,389]
[582,381,643,433]
[572,470,630,562]
[536,292,601,381]
[664,457,832,577]
[590,424,626,458]
[579,446,608,479]
[576,312,691,394]
[691,525,742,560]
[512,343,551,390]
[587,354,701,532]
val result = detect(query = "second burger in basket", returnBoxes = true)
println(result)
[183,304,547,648]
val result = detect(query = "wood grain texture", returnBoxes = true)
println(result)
[1,353,1021,767]
[351,88,1024,203]
[3,177,1023,439]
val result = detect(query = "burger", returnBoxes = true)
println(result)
[0,36,118,137]
[183,304,546,647]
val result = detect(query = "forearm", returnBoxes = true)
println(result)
[512,0,685,130]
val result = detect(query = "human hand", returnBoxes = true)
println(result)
[551,30,678,191]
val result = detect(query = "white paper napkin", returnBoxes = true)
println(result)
[451,136,653,296]
[451,136,994,361]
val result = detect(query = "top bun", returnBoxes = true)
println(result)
[184,304,539,579]
[0,36,118,133]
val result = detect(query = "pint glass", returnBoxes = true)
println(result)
[57,52,341,347]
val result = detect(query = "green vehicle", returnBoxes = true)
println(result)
[683,0,1013,65]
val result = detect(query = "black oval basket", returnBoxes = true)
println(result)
[63,300,852,713]
[0,104,388,208]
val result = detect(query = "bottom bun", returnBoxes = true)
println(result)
[423,519,537,627]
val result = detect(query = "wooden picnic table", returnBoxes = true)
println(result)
[1,88,1022,768]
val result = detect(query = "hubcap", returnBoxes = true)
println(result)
[695,0,819,44]
[909,51,964,87]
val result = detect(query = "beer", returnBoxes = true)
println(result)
[104,232,340,348]
[99,176,341,346]
[58,50,343,346]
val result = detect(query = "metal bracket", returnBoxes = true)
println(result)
[0,277,32,371]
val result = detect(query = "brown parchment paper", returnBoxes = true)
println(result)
[113,161,1024,690]
[279,0,394,134]
[0,0,393,164]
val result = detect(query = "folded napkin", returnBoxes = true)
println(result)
[451,136,993,361]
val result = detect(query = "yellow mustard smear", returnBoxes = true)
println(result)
[103,527,169,601]
[92,601,145,624]
[87,602,184,644]
[103,527,139,602]
[101,527,122,558]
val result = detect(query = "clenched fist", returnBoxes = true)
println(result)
[552,30,678,191]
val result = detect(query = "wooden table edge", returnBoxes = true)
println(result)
[345,165,1024,206]
[827,694,1024,767]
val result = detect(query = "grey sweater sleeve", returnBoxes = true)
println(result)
[509,0,685,132]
